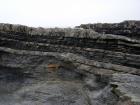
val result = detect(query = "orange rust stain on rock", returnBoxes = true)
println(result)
[47,64,60,71]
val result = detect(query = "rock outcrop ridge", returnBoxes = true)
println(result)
[76,20,140,39]
[0,21,140,105]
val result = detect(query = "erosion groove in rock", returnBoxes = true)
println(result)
[0,21,140,105]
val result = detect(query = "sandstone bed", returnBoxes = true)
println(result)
[0,21,140,105]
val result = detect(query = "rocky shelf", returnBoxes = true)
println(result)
[0,21,140,105]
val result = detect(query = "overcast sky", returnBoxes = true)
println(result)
[0,0,139,27]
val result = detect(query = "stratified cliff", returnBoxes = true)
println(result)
[76,20,140,39]
[0,21,140,105]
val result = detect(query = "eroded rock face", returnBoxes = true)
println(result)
[0,21,140,105]
[76,20,140,39]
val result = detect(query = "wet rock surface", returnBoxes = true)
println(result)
[0,21,140,105]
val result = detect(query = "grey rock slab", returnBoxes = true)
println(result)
[0,81,90,105]
[110,73,140,103]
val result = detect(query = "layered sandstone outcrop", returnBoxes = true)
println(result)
[0,21,140,105]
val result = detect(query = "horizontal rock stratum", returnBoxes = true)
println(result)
[0,21,140,105]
